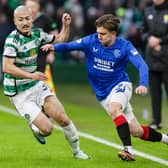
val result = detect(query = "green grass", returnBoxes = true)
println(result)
[0,84,168,167]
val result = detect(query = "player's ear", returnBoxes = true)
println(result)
[111,31,117,36]
[13,17,17,27]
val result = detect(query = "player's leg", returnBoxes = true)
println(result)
[125,103,168,145]
[30,111,53,143]
[43,95,90,159]
[108,102,135,161]
[100,82,135,161]
[129,118,168,144]
[10,93,53,144]
[22,101,54,144]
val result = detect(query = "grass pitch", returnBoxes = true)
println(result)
[0,84,168,168]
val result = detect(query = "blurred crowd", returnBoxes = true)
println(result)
[0,0,153,62]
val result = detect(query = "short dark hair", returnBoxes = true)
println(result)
[95,14,120,32]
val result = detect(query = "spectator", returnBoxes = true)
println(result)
[0,1,15,82]
[142,0,168,129]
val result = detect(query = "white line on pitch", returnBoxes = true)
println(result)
[0,105,168,166]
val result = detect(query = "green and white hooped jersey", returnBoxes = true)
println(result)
[3,28,54,96]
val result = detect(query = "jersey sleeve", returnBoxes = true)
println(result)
[3,37,17,58]
[53,35,91,52]
[126,41,149,86]
[40,30,55,44]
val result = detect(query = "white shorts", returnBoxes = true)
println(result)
[100,81,135,122]
[10,81,55,123]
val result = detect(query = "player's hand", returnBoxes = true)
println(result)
[31,71,47,81]
[134,85,148,95]
[62,13,71,26]
[41,44,54,52]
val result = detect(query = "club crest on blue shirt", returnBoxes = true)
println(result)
[76,39,82,43]
[93,47,98,52]
[113,49,120,58]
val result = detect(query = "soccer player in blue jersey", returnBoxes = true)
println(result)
[41,14,168,161]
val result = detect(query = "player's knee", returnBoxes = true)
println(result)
[130,127,143,137]
[108,103,122,118]
[58,117,70,127]
[56,113,70,127]
[41,123,53,136]
[108,109,117,117]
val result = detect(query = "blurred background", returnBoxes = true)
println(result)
[0,0,153,83]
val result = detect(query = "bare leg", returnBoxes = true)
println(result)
[32,112,53,136]
[43,96,89,159]
[129,118,168,144]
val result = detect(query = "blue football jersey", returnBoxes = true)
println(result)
[54,33,148,101]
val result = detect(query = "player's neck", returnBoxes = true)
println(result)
[106,37,116,47]
[17,29,31,37]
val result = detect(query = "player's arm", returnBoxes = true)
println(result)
[3,57,47,81]
[126,42,148,95]
[53,13,71,43]
[41,36,89,52]
[41,41,83,53]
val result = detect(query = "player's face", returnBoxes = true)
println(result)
[97,26,116,46]
[25,1,40,19]
[14,9,33,35]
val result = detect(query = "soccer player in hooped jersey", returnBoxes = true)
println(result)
[41,14,168,161]
[2,6,89,160]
